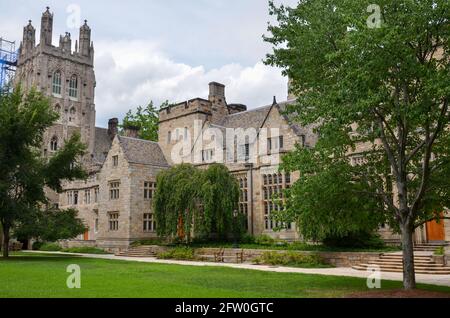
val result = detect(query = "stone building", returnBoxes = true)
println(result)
[14,8,449,251]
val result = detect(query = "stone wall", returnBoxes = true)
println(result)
[195,248,382,267]
[59,240,96,249]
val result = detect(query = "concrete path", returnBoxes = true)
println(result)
[23,250,450,288]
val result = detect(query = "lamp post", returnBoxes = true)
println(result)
[233,209,239,248]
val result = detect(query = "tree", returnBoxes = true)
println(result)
[121,101,168,141]
[0,87,87,257]
[153,164,241,243]
[14,208,86,243]
[265,0,450,289]
[277,148,386,243]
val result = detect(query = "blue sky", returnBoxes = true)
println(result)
[0,0,298,127]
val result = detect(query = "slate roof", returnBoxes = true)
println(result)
[118,136,169,167]
[92,127,113,165]
[217,104,272,129]
[217,99,307,137]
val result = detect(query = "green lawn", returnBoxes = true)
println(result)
[0,253,449,298]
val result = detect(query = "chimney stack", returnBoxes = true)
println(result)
[208,82,225,102]
[108,118,119,139]
[123,124,140,139]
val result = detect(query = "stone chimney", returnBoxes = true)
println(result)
[123,124,140,139]
[108,118,119,139]
[208,82,228,123]
[208,82,225,102]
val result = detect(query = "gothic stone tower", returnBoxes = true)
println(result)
[15,7,96,205]
[15,7,96,161]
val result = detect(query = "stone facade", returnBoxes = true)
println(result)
[15,8,449,251]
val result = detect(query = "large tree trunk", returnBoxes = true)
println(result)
[401,225,416,290]
[2,224,10,258]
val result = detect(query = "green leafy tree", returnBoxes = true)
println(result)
[121,101,168,141]
[153,164,241,243]
[277,151,385,243]
[0,87,87,257]
[14,208,86,243]
[265,0,450,289]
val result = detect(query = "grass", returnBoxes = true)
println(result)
[0,253,449,298]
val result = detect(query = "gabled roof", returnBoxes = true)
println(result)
[217,104,272,129]
[216,99,308,138]
[118,135,169,167]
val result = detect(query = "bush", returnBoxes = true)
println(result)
[32,241,44,251]
[239,234,255,244]
[252,251,329,268]
[130,238,166,247]
[157,247,197,260]
[435,246,445,256]
[322,232,385,249]
[254,234,276,246]
[39,243,62,251]
[61,247,109,254]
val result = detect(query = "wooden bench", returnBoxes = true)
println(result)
[9,241,23,251]
[199,248,245,263]
[198,248,225,262]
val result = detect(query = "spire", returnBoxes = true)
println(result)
[79,19,92,57]
[272,96,277,105]
[81,20,91,31]
[42,6,52,17]
[22,19,36,54]
[40,6,53,47]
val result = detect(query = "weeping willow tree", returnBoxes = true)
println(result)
[153,163,241,243]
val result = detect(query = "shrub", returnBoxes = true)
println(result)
[253,251,329,268]
[157,247,197,260]
[254,234,276,246]
[435,246,445,256]
[239,234,255,244]
[322,232,385,249]
[61,247,109,254]
[131,238,166,247]
[32,241,44,251]
[39,243,62,251]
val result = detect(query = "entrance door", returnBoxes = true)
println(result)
[426,217,445,242]
[83,230,89,241]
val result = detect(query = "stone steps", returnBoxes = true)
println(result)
[414,243,448,252]
[116,245,157,257]
[353,252,450,275]
[353,264,450,275]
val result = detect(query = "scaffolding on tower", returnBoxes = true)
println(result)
[0,38,18,93]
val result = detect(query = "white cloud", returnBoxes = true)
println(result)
[95,40,287,127]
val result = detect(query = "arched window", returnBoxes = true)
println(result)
[69,75,78,98]
[52,71,62,95]
[54,104,61,113]
[50,136,58,151]
[69,107,76,122]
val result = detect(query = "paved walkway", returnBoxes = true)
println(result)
[23,250,450,288]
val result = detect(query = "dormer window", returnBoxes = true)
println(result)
[52,71,62,96]
[69,75,78,99]
[50,136,58,151]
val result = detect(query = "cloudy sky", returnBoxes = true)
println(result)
[0,0,297,127]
